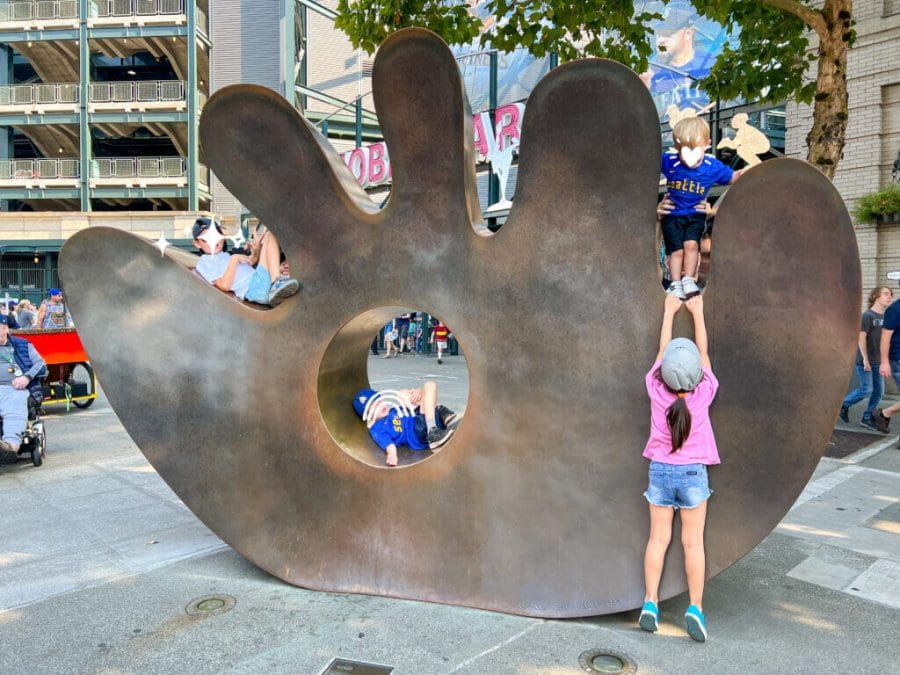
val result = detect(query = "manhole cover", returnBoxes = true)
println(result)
[185,594,236,616]
[578,649,637,674]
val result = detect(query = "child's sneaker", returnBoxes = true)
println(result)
[682,276,700,297]
[685,605,707,642]
[638,600,659,632]
[436,405,458,428]
[267,276,300,307]
[666,280,686,300]
[426,426,454,449]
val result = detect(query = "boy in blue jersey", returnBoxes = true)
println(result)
[661,116,744,299]
[353,382,457,466]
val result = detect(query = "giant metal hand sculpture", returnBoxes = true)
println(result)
[60,28,860,618]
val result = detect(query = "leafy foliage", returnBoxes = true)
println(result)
[334,0,826,107]
[853,184,900,224]
[334,1,482,56]
[693,0,817,105]
[487,1,661,72]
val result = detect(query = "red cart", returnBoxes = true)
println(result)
[12,327,97,409]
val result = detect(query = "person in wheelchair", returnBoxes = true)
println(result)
[0,315,46,464]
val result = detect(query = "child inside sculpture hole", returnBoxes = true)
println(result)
[352,382,458,467]
[191,217,300,308]
[660,116,741,299]
[657,195,717,294]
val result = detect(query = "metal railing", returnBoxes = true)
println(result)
[94,0,183,17]
[0,82,79,106]
[0,158,79,179]
[0,0,77,21]
[92,156,185,179]
[90,80,185,104]
[196,4,206,33]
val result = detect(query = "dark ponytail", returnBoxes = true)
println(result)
[666,395,692,453]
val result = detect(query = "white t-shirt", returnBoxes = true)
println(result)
[195,251,254,300]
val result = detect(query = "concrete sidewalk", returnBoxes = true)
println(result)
[0,354,897,674]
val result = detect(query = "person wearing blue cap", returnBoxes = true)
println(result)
[37,288,73,329]
[0,314,46,463]
[353,382,458,466]
[638,293,718,643]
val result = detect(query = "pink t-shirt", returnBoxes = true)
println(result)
[642,360,720,465]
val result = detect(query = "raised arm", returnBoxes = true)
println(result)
[685,295,711,370]
[655,294,682,361]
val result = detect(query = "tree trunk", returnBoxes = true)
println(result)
[805,0,852,179]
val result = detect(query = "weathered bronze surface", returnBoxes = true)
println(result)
[59,28,860,618]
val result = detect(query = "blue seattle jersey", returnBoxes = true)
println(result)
[368,410,428,451]
[661,151,733,216]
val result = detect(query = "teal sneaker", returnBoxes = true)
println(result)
[638,600,659,632]
[685,605,707,642]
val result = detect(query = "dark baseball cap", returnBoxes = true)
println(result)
[353,388,378,418]
[192,216,223,239]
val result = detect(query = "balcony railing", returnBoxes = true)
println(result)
[0,0,77,21]
[0,82,79,106]
[0,158,79,180]
[0,157,209,189]
[93,0,183,18]
[92,156,185,180]
[90,80,185,105]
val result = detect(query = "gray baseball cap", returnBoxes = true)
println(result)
[661,337,702,391]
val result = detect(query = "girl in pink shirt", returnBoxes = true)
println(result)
[639,294,717,643]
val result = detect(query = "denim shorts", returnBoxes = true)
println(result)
[245,265,272,304]
[644,461,712,509]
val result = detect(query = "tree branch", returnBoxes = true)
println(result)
[758,0,827,40]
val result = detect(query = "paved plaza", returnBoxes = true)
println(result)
[0,353,898,674]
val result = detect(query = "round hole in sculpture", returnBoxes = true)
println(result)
[317,307,469,469]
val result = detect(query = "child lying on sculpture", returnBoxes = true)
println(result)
[353,381,458,466]
[192,217,299,307]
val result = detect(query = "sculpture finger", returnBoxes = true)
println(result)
[505,58,660,246]
[372,28,482,229]
[199,84,378,254]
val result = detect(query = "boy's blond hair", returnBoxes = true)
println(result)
[672,117,711,148]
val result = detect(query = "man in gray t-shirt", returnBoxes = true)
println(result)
[0,315,46,462]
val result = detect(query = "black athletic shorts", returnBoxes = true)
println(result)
[662,213,706,254]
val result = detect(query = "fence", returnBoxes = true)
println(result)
[94,0,183,17]
[0,83,78,106]
[90,80,184,104]
[0,258,53,300]
[92,156,185,179]
[0,158,79,179]
[0,0,77,21]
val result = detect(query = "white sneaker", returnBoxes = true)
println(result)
[666,280,686,300]
[267,277,300,307]
[682,277,700,297]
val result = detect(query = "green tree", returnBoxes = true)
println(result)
[334,0,853,179]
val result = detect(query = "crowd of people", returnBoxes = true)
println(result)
[375,313,454,364]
